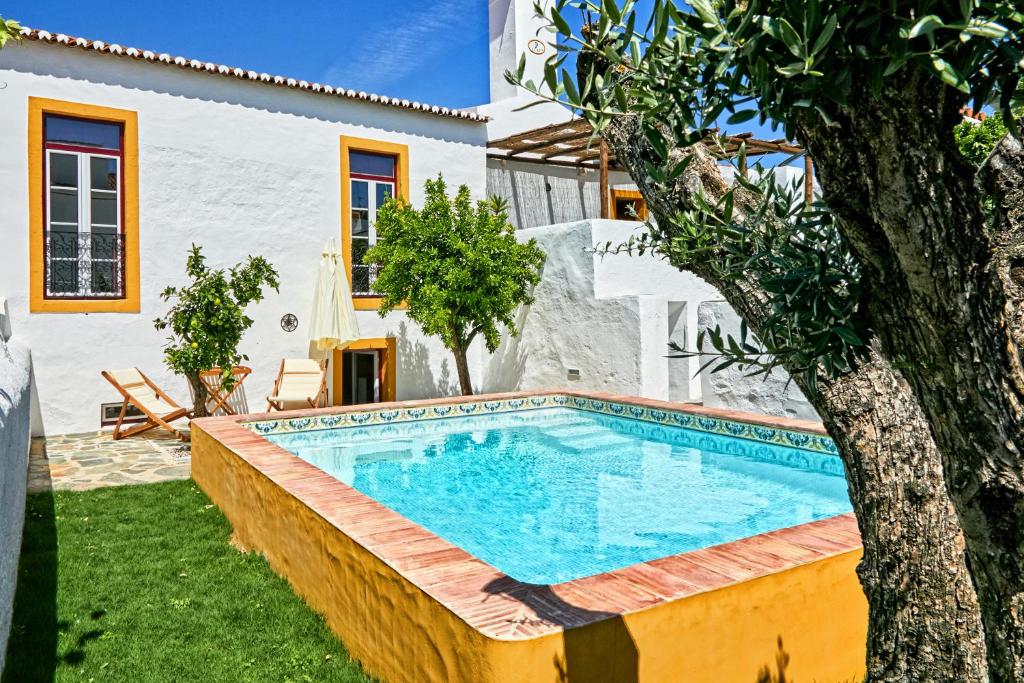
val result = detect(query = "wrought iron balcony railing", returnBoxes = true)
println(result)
[45,230,125,298]
[351,263,381,296]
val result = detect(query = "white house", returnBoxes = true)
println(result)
[0,29,489,434]
[0,0,816,437]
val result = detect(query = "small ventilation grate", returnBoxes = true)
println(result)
[100,401,146,427]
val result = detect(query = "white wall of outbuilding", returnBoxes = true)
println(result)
[484,219,817,421]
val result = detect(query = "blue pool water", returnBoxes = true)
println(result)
[268,407,851,584]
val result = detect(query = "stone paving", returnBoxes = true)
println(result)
[28,429,191,493]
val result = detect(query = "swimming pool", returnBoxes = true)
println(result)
[267,407,851,584]
[193,391,867,683]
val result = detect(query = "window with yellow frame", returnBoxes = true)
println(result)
[339,136,409,311]
[28,98,139,313]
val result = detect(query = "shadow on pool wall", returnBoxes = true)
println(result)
[483,578,640,683]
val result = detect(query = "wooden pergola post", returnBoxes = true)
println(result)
[804,154,814,205]
[599,139,610,219]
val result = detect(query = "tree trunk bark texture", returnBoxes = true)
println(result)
[187,372,209,419]
[793,62,1024,681]
[601,113,987,681]
[452,344,474,396]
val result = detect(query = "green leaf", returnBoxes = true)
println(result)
[834,327,863,346]
[614,83,629,111]
[551,7,571,36]
[908,15,944,39]
[959,21,1008,39]
[690,0,718,26]
[562,69,580,104]
[602,0,621,26]
[543,61,558,96]
[811,14,837,56]
[930,55,970,93]
[726,109,758,124]
[643,124,669,160]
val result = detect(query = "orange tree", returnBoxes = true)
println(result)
[364,175,545,395]
[154,245,278,417]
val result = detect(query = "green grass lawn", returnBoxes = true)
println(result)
[2,480,373,682]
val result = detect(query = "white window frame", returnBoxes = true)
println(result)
[349,176,395,295]
[45,148,122,298]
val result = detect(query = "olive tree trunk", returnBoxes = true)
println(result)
[600,113,987,681]
[792,62,1024,681]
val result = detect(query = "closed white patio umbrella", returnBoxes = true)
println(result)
[309,239,360,352]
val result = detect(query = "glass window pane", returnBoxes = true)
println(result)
[350,151,396,178]
[352,209,369,237]
[91,261,119,294]
[45,115,122,150]
[90,157,118,190]
[49,153,78,188]
[91,192,117,226]
[351,180,369,209]
[352,238,370,264]
[49,188,79,224]
[375,183,393,209]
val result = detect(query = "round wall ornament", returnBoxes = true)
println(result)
[280,313,298,332]
[527,39,545,55]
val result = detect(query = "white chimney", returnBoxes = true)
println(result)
[488,0,553,103]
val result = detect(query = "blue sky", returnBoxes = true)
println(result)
[4,0,492,107]
[4,0,789,148]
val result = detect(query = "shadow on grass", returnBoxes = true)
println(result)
[2,488,60,682]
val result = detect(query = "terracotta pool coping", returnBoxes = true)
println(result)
[193,390,860,642]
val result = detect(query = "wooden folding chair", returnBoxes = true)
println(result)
[266,359,328,411]
[199,366,252,416]
[101,368,191,440]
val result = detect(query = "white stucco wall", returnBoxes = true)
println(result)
[483,219,717,401]
[698,301,818,420]
[0,42,487,435]
[484,219,819,420]
[483,220,646,394]
[0,327,33,672]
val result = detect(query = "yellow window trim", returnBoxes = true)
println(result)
[28,97,140,313]
[610,188,648,221]
[331,337,398,406]
[339,135,409,311]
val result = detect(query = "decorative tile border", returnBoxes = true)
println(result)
[242,392,838,456]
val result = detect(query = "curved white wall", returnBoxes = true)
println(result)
[0,334,33,672]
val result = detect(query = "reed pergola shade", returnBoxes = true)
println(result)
[487,119,812,215]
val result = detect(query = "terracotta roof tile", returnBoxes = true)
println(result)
[16,26,488,122]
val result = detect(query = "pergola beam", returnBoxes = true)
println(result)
[488,120,807,178]
[486,119,591,150]
[506,129,592,157]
